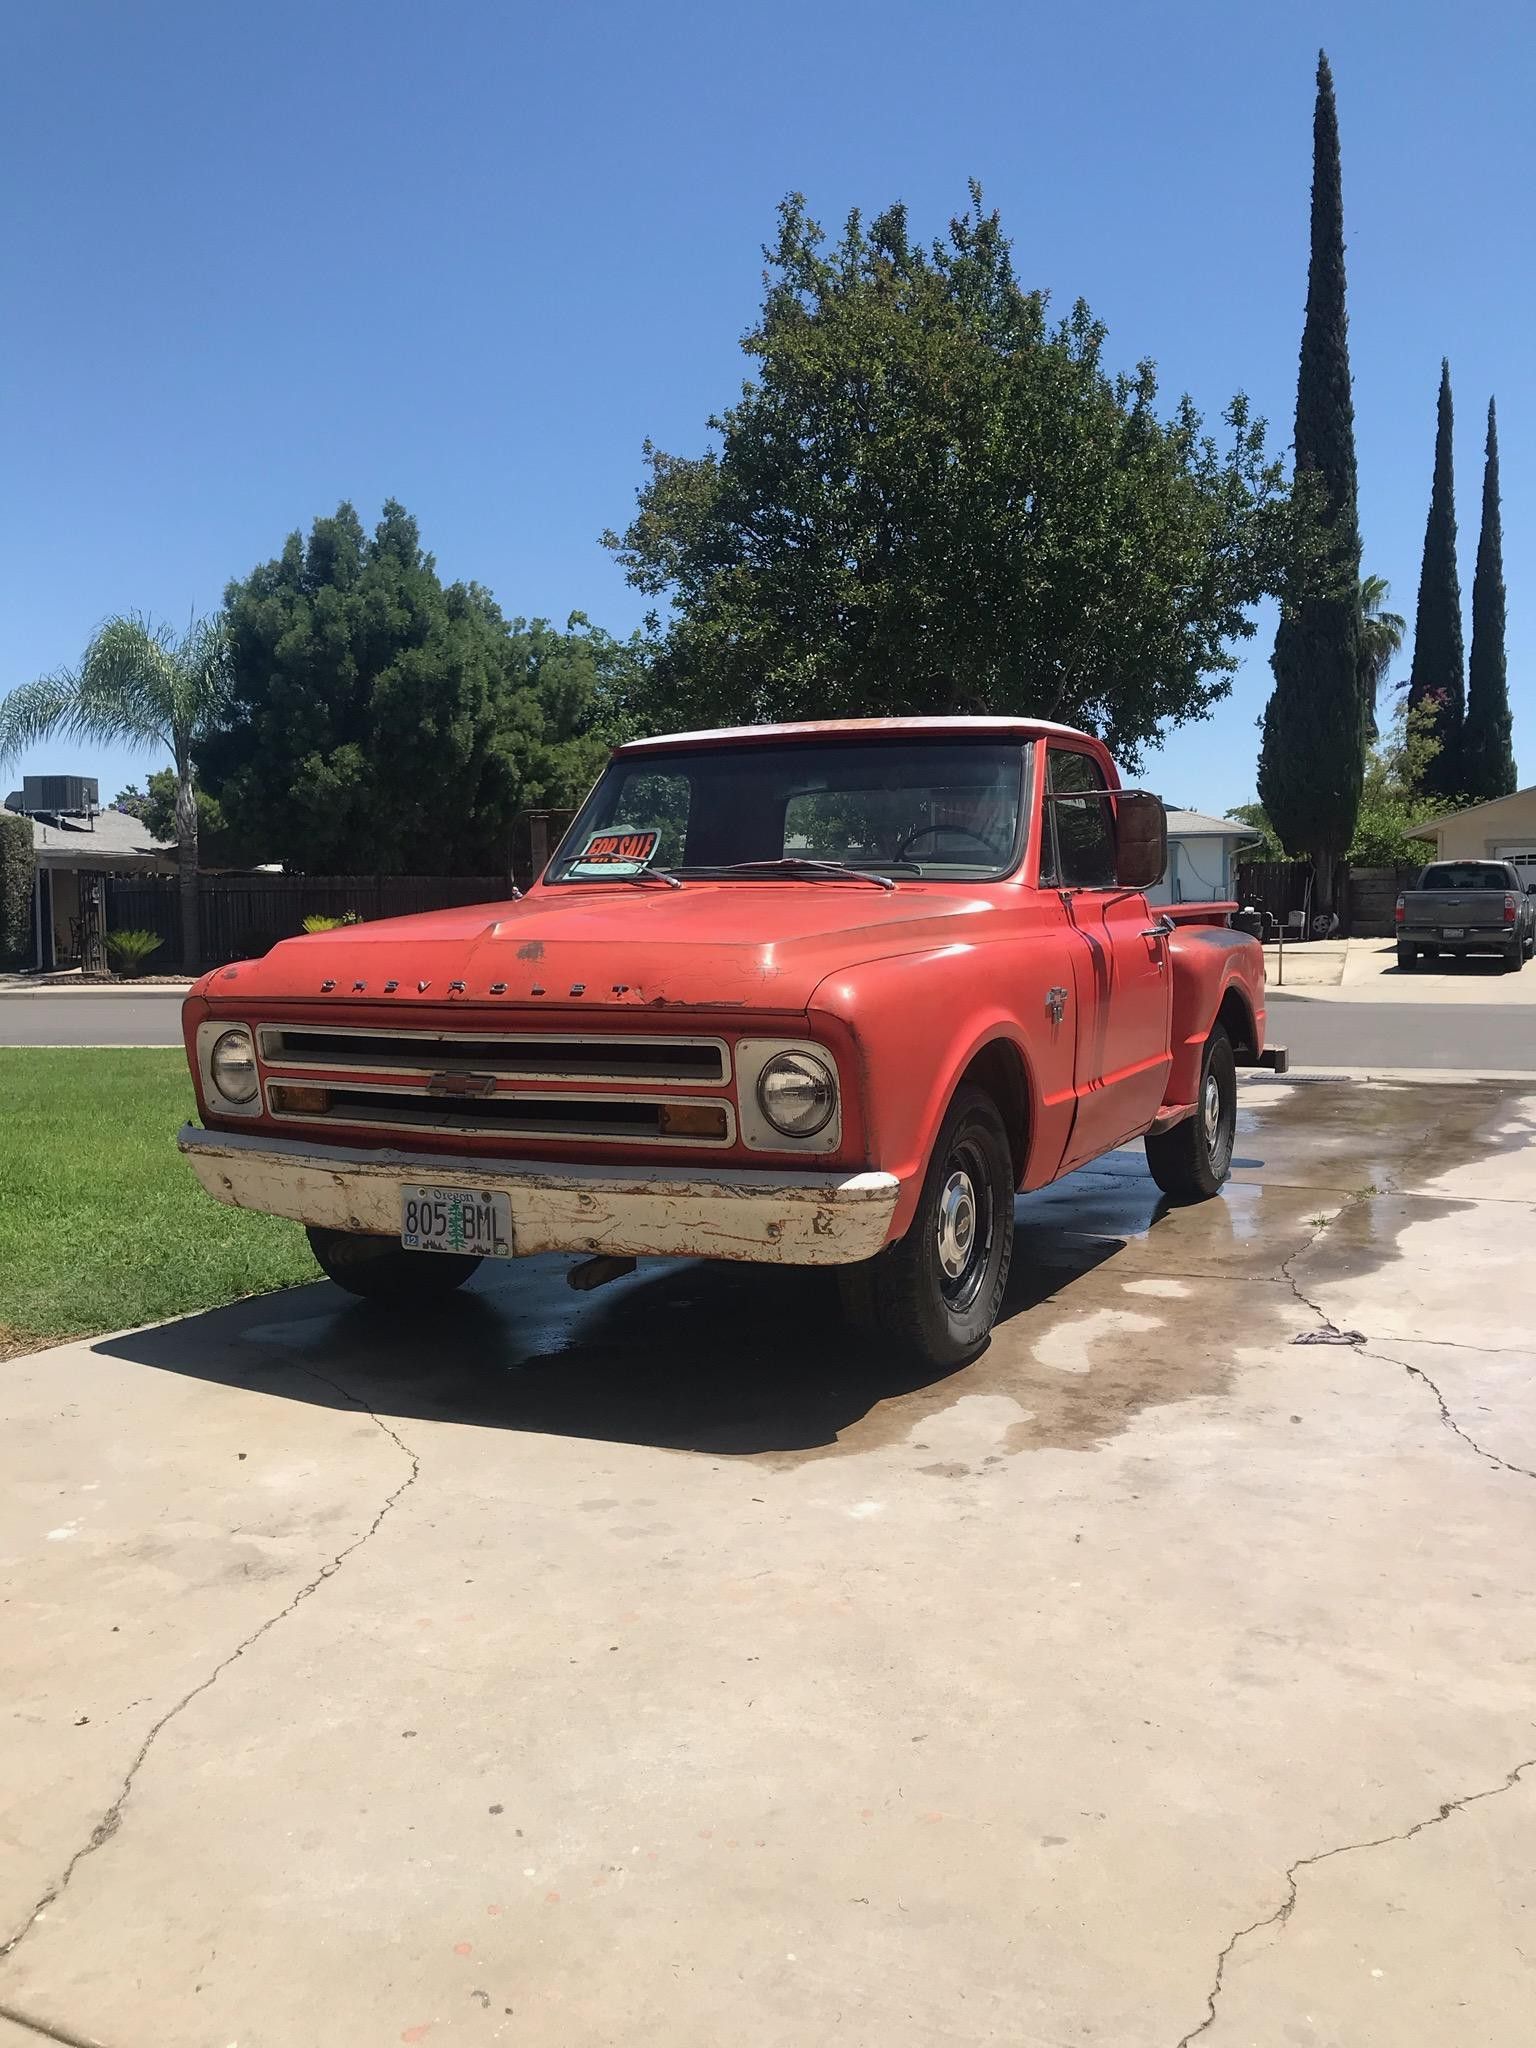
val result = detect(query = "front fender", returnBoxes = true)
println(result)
[808,941,1078,1237]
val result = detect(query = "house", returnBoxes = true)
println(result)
[1146,809,1263,908]
[2,783,175,971]
[1405,787,1536,891]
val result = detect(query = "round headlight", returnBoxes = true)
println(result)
[211,1028,259,1105]
[756,1051,837,1138]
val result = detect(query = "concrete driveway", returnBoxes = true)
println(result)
[4,1077,1535,2047]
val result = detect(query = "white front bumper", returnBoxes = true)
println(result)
[178,1124,900,1267]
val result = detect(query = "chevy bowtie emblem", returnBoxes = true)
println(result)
[426,1072,498,1098]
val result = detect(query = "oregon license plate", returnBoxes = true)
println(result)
[400,1185,513,1258]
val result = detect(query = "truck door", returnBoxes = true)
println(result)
[1043,746,1174,1167]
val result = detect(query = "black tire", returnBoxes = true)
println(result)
[306,1225,481,1301]
[1396,944,1418,970]
[1502,943,1523,973]
[1524,930,1535,959]
[1144,1024,1237,1203]
[838,1083,1014,1369]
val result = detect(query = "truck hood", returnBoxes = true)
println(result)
[202,882,998,1015]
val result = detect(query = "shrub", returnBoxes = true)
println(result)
[301,911,363,933]
[105,929,164,977]
[0,812,36,965]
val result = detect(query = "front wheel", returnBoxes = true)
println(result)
[1144,1024,1237,1202]
[306,1226,482,1301]
[838,1083,1015,1369]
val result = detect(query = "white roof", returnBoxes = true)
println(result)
[1165,809,1262,840]
[1,805,175,869]
[1406,785,1536,839]
[618,715,1093,754]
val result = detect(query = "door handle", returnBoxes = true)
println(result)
[1141,914,1175,940]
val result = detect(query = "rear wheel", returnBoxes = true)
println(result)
[1503,942,1523,973]
[306,1226,482,1301]
[1396,944,1418,970]
[1144,1025,1237,1203]
[839,1083,1014,1369]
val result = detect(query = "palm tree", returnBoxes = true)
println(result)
[0,612,229,971]
[1359,574,1406,743]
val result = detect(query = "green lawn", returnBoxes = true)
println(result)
[0,1048,318,1352]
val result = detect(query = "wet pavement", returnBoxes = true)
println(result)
[3,1076,1535,2046]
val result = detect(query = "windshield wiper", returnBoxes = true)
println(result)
[614,868,683,888]
[692,858,918,892]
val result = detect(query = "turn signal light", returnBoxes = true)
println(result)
[1394,896,1405,924]
[270,1084,332,1115]
[658,1102,729,1140]
[1504,894,1519,925]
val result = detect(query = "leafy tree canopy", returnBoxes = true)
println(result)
[605,187,1317,768]
[1238,702,1453,870]
[201,503,630,873]
[117,770,230,858]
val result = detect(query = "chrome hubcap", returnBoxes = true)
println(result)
[936,1169,977,1280]
[1203,1072,1222,1149]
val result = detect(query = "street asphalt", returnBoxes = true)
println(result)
[4,987,1535,1071]
[0,994,185,1046]
[1268,994,1536,1071]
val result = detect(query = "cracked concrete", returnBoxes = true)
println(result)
[2,1077,1536,2045]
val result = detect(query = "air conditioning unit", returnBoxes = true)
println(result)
[20,774,99,816]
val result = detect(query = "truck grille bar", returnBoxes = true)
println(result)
[257,1025,730,1086]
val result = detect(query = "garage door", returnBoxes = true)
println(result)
[1495,845,1536,891]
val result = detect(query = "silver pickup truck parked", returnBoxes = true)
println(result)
[1396,860,1536,971]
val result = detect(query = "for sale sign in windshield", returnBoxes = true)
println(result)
[563,826,662,878]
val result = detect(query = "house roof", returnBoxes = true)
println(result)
[1405,785,1536,839]
[1165,809,1261,840]
[0,804,176,870]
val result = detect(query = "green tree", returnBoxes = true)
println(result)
[1463,399,1516,802]
[1257,52,1364,914]
[1222,802,1285,859]
[0,810,35,966]
[1406,360,1466,797]
[0,613,229,970]
[202,503,621,874]
[1358,573,1405,743]
[117,768,229,857]
[605,185,1312,769]
[1349,701,1455,864]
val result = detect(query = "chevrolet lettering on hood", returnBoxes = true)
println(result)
[177,716,1283,1368]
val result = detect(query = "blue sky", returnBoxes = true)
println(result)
[2,0,1529,817]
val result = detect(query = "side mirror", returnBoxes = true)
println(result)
[1526,884,1536,897]
[1115,790,1167,890]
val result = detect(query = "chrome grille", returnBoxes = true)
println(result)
[257,1025,729,1085]
[265,1082,734,1146]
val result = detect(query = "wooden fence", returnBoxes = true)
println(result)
[1233,860,1422,938]
[106,873,513,971]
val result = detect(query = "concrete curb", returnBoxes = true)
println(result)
[1245,1066,1536,1085]
[0,984,191,997]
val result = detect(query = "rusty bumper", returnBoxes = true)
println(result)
[177,1124,901,1267]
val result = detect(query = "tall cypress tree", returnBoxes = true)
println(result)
[1406,361,1466,797]
[1463,399,1516,800]
[1257,52,1363,914]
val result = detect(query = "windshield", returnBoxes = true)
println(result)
[547,739,1030,884]
[1421,863,1512,891]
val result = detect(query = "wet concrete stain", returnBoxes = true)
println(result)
[100,1081,1527,1469]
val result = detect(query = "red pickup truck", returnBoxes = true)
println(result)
[179,718,1281,1366]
